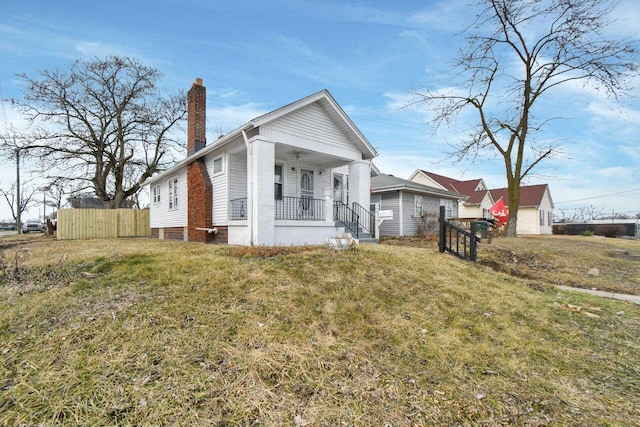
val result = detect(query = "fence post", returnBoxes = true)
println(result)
[438,205,446,253]
[470,222,477,262]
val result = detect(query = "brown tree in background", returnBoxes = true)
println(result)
[11,56,186,208]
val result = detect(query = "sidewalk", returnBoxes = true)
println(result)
[556,285,640,305]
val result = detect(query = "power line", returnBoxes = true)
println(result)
[555,188,640,204]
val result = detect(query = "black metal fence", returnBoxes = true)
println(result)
[438,206,480,262]
[230,198,247,220]
[275,196,325,221]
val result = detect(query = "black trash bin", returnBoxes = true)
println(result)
[471,220,489,239]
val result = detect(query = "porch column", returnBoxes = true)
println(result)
[324,188,333,222]
[348,159,371,209]
[249,138,275,245]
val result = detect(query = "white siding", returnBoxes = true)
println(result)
[229,152,247,201]
[206,152,228,224]
[262,103,361,161]
[149,168,188,228]
[517,189,554,235]
[317,168,331,197]
[410,173,447,190]
[538,188,554,235]
[517,208,539,235]
[283,161,297,197]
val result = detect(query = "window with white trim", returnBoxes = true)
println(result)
[414,195,424,216]
[168,177,178,210]
[152,185,161,205]
[213,157,223,174]
[547,211,552,226]
[274,164,283,200]
[539,210,545,226]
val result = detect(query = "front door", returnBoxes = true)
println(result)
[300,169,314,217]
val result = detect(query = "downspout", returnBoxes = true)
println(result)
[242,128,253,246]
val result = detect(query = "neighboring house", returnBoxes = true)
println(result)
[489,185,554,235]
[370,173,465,237]
[409,170,495,220]
[410,170,554,235]
[147,79,377,246]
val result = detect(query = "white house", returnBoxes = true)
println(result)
[489,185,555,235]
[409,170,554,235]
[409,170,495,220]
[147,79,378,246]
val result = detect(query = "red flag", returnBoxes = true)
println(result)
[490,198,508,226]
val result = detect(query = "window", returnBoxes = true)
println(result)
[548,211,552,226]
[213,157,223,174]
[274,164,283,200]
[414,195,424,216]
[539,210,545,226]
[152,185,161,205]
[445,200,454,218]
[168,177,178,209]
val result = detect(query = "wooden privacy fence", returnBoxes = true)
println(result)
[57,208,150,240]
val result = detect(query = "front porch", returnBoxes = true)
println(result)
[231,196,326,222]
[228,194,375,246]
[225,136,373,246]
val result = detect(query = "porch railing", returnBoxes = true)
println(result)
[275,196,325,221]
[352,202,375,238]
[333,201,374,239]
[230,197,247,220]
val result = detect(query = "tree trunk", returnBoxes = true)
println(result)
[506,179,521,237]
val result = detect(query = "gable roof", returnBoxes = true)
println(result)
[489,184,552,208]
[415,170,488,205]
[371,174,466,200]
[148,89,377,185]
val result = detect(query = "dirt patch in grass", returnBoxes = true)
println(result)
[478,235,640,295]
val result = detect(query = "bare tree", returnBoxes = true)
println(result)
[10,56,186,208]
[0,182,38,225]
[577,204,604,221]
[46,181,67,212]
[412,0,638,236]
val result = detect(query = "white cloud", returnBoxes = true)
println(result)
[207,102,268,134]
[607,0,640,37]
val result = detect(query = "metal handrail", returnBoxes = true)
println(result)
[230,197,247,220]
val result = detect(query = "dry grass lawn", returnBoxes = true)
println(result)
[0,233,638,425]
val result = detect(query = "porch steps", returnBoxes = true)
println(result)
[334,222,378,243]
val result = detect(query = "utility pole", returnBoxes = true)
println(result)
[16,148,21,234]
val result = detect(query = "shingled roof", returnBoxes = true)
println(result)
[489,184,552,208]
[419,170,487,205]
[372,174,466,200]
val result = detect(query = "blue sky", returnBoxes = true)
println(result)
[1,0,639,221]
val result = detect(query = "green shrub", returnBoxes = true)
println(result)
[581,229,594,236]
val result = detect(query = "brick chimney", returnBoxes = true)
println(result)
[187,78,214,243]
[187,78,206,155]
